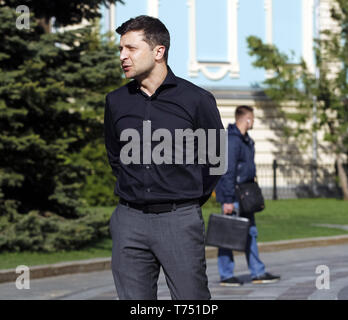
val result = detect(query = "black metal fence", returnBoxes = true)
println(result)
[256,160,343,200]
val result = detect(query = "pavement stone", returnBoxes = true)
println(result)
[0,243,347,300]
[2,234,348,285]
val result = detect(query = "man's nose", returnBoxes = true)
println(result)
[120,49,128,62]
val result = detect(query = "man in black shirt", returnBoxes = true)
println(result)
[105,15,224,299]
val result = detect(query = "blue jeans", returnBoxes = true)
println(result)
[217,202,265,280]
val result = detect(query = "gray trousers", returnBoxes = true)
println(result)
[109,203,211,300]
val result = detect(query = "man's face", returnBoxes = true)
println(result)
[119,30,156,79]
[245,112,254,131]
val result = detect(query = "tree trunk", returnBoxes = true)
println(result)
[37,17,51,33]
[336,155,348,200]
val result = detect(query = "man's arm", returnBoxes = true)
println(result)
[104,95,121,178]
[221,134,240,206]
[196,91,224,206]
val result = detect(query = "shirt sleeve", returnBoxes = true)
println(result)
[195,91,225,206]
[104,94,121,178]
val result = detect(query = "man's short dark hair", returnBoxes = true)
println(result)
[235,105,254,120]
[116,15,170,63]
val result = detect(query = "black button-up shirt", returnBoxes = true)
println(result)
[104,66,224,206]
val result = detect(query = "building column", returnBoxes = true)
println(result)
[148,0,159,18]
[302,0,315,74]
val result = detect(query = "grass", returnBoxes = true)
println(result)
[253,198,348,242]
[201,198,348,242]
[0,199,348,270]
[0,238,113,270]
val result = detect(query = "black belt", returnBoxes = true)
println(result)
[119,198,199,214]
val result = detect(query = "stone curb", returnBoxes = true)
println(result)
[0,258,112,285]
[1,234,348,284]
[205,234,348,258]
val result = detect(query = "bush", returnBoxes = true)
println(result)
[0,207,112,252]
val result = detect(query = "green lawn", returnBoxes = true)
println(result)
[201,198,348,242]
[0,199,347,270]
[0,238,112,270]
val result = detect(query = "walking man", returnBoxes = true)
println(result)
[104,15,224,299]
[215,105,280,286]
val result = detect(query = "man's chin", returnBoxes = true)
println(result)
[123,71,134,79]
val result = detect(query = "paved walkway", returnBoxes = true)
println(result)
[1,243,347,300]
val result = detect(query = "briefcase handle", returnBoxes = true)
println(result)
[226,207,240,217]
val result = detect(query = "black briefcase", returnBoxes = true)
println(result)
[205,213,250,252]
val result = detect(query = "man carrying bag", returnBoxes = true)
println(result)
[215,105,280,286]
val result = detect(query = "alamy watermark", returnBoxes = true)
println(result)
[15,265,30,290]
[315,265,330,290]
[16,5,30,30]
[119,121,227,175]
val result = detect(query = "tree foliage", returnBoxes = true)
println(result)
[2,0,123,32]
[0,2,122,251]
[247,0,348,200]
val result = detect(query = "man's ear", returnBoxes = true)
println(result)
[154,45,166,61]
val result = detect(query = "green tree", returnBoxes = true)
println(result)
[0,2,122,251]
[3,0,123,32]
[247,0,348,200]
[79,139,117,207]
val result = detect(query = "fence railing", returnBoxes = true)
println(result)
[256,160,343,200]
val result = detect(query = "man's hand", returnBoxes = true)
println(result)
[223,203,234,215]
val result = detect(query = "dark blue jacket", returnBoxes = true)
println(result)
[215,123,256,204]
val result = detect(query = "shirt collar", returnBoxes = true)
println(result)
[130,65,177,93]
[160,65,178,87]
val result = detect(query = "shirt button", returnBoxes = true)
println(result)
[146,188,151,192]
[146,165,150,169]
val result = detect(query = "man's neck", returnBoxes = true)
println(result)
[137,64,168,97]
[236,122,247,136]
